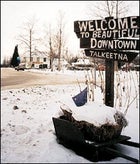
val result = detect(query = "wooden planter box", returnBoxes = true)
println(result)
[52,117,130,162]
[55,108,124,143]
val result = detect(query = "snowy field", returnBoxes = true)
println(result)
[1,69,139,163]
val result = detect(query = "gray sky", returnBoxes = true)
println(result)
[1,1,139,63]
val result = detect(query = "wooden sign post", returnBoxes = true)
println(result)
[74,16,140,107]
[105,59,114,107]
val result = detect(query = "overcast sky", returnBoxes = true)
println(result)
[1,1,139,63]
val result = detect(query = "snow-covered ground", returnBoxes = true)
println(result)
[1,69,139,163]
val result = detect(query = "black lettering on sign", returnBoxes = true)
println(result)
[74,16,140,33]
[80,38,140,50]
[84,49,138,63]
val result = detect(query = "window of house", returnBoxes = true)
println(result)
[44,58,46,62]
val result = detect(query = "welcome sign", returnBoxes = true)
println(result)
[74,16,140,107]
[74,16,140,62]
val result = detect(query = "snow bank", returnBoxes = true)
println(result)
[1,70,139,163]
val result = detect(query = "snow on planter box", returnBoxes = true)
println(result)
[56,102,128,143]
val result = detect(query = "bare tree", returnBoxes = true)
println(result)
[54,10,67,71]
[47,24,56,71]
[43,23,58,71]
[48,24,54,71]
[18,16,40,62]
[86,0,129,19]
[43,10,67,71]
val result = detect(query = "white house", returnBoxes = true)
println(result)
[21,53,68,70]
[21,53,50,69]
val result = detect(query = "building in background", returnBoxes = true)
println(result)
[21,53,68,70]
[21,53,49,69]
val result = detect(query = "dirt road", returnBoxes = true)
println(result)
[1,68,85,90]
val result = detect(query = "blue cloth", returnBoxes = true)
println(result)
[17,57,20,64]
[72,87,87,107]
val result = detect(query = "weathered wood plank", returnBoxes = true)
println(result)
[74,16,140,32]
[75,28,140,39]
[84,49,138,63]
[80,38,140,50]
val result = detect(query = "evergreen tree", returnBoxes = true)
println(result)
[10,45,20,67]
